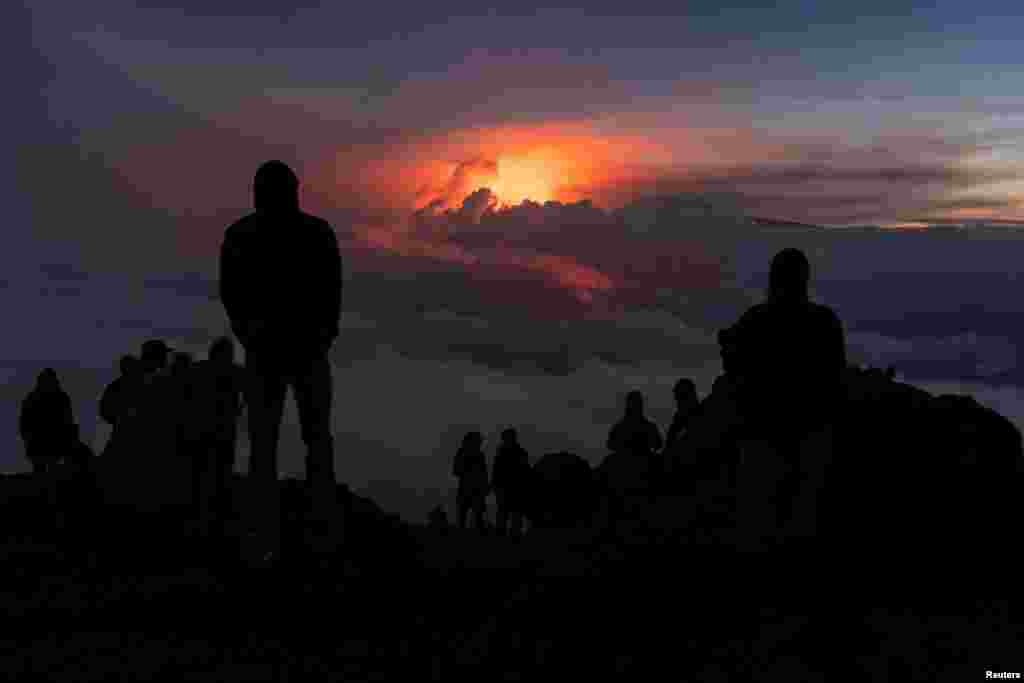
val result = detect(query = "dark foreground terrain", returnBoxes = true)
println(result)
[1,471,1020,682]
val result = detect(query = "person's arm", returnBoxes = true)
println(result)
[650,422,664,453]
[234,365,247,418]
[665,413,684,453]
[319,222,343,348]
[831,310,847,378]
[607,423,621,452]
[219,226,251,341]
[18,396,31,441]
[99,383,118,426]
[59,392,74,429]
[828,309,848,402]
[491,454,502,488]
[452,450,463,478]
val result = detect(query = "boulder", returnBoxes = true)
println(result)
[525,452,597,530]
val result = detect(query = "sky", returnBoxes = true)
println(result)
[8,0,1024,521]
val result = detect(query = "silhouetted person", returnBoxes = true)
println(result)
[453,431,489,531]
[219,160,343,560]
[719,247,846,549]
[115,338,195,511]
[190,336,247,543]
[664,378,700,453]
[19,368,75,475]
[99,355,143,457]
[140,339,173,375]
[491,428,531,537]
[607,391,663,457]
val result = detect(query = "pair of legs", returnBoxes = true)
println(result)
[193,435,235,542]
[494,490,525,536]
[456,491,487,531]
[736,426,833,550]
[245,351,336,557]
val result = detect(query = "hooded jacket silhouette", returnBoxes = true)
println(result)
[19,369,75,472]
[219,161,343,360]
[218,161,343,562]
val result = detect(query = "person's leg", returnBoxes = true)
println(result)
[737,439,786,551]
[474,496,486,532]
[213,435,235,541]
[192,445,211,540]
[509,501,523,538]
[457,493,468,529]
[785,426,833,542]
[495,491,508,536]
[245,355,288,558]
[292,355,337,553]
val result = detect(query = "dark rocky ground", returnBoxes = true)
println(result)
[5,362,1024,682]
[1,480,1021,682]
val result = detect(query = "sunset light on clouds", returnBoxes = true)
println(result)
[12,0,1024,519]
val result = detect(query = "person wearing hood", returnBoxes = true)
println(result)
[219,160,343,562]
[719,247,847,550]
[20,368,75,475]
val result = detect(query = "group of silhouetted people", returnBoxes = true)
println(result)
[447,384,704,535]
[15,160,343,568]
[451,428,532,536]
[15,158,862,563]
[446,246,851,552]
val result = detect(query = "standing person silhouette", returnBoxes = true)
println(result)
[491,428,531,537]
[19,368,76,533]
[19,368,75,476]
[219,160,343,563]
[664,378,700,454]
[453,431,489,532]
[720,247,846,551]
[99,354,143,459]
[190,336,246,546]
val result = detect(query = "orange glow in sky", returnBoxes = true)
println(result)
[490,154,561,206]
[367,122,675,212]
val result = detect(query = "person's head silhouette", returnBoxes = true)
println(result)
[461,431,484,451]
[625,390,644,417]
[140,339,172,372]
[767,247,810,302]
[254,160,300,213]
[119,354,140,377]
[501,428,518,445]
[209,336,235,365]
[673,378,697,407]
[37,367,59,391]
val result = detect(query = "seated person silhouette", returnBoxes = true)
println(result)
[719,247,846,550]
[219,160,343,562]
[491,428,531,538]
[452,431,489,531]
[607,390,663,459]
